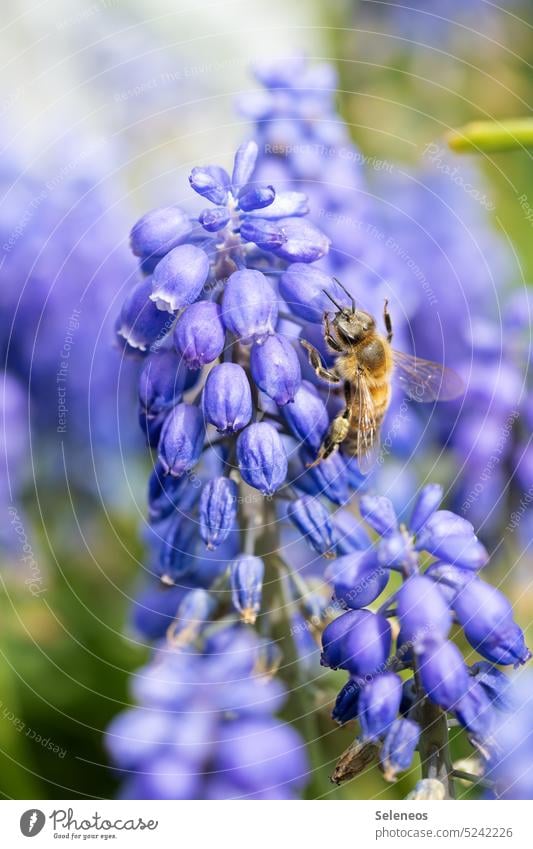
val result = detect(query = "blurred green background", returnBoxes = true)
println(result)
[1,0,532,800]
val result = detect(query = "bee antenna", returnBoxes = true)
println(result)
[332,277,356,313]
[322,289,343,311]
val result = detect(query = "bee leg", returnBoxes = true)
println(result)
[300,338,340,384]
[307,381,353,467]
[324,313,343,353]
[383,299,393,343]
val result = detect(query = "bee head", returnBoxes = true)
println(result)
[323,283,375,343]
[334,308,375,344]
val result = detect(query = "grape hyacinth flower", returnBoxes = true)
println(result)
[106,627,308,799]
[321,484,530,794]
[112,137,364,800]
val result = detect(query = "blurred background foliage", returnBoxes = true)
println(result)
[1,0,532,799]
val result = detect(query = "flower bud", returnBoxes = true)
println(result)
[138,349,187,417]
[240,218,286,249]
[168,588,215,647]
[453,578,531,666]
[158,403,205,477]
[230,555,265,624]
[332,678,361,725]
[282,380,328,452]
[418,639,470,709]
[150,244,210,312]
[174,301,225,369]
[326,550,389,609]
[199,477,237,550]
[246,191,309,219]
[130,206,192,259]
[333,509,371,554]
[301,449,350,505]
[237,183,275,212]
[157,514,197,581]
[380,718,420,781]
[288,495,336,558]
[271,218,330,263]
[377,531,411,569]
[189,165,229,205]
[198,207,230,232]
[409,483,443,534]
[250,333,301,405]
[469,661,512,711]
[359,495,398,537]
[221,269,278,343]
[416,511,488,570]
[358,673,402,741]
[280,264,349,323]
[231,140,258,192]
[321,609,391,677]
[236,422,288,495]
[453,681,495,742]
[406,779,446,800]
[202,363,252,433]
[116,279,172,352]
[397,575,452,647]
[147,462,186,523]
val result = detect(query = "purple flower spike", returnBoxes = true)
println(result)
[358,673,403,742]
[189,165,230,205]
[221,269,278,343]
[130,206,192,259]
[158,403,205,477]
[202,363,252,433]
[380,718,420,781]
[453,579,531,666]
[326,550,389,609]
[289,495,336,558]
[280,264,349,323]
[150,245,210,312]
[199,477,238,550]
[320,609,391,677]
[230,555,265,624]
[359,495,398,537]
[397,575,452,647]
[174,301,225,369]
[409,484,443,534]
[271,218,330,263]
[231,140,258,192]
[250,333,301,405]
[332,678,361,725]
[418,639,470,710]
[116,279,172,352]
[282,381,329,452]
[236,422,288,495]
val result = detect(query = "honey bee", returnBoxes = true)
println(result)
[300,279,464,470]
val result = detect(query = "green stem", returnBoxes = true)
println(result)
[416,694,455,799]
[447,118,533,153]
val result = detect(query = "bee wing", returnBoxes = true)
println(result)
[353,369,380,473]
[392,349,464,402]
